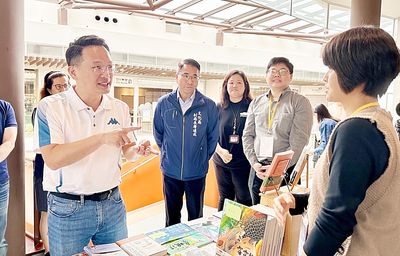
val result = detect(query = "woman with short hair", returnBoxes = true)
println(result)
[274,26,400,255]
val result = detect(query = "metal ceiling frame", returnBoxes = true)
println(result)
[60,0,332,43]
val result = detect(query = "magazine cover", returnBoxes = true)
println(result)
[216,200,268,256]
[145,223,195,245]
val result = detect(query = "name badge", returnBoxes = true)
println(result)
[259,135,274,158]
[229,135,240,144]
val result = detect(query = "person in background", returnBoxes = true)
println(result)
[242,57,313,205]
[153,58,219,226]
[312,103,337,163]
[37,35,154,255]
[212,70,253,211]
[32,71,70,256]
[274,26,400,256]
[0,99,17,256]
[395,102,400,139]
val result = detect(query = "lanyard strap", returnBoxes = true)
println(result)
[352,102,379,115]
[231,101,243,134]
[268,97,279,130]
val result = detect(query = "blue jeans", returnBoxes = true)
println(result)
[47,188,128,256]
[0,180,9,256]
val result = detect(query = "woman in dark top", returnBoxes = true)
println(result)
[274,27,400,255]
[32,71,69,256]
[212,70,253,211]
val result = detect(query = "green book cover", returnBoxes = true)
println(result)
[216,199,268,256]
[165,230,212,255]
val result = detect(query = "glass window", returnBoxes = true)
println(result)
[328,4,350,32]
[252,0,292,14]
[292,0,327,27]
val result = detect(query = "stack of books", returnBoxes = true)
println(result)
[216,199,284,256]
[145,223,213,255]
[83,221,220,256]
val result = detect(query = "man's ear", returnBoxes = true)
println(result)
[288,74,293,83]
[68,65,78,80]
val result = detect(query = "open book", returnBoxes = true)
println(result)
[260,150,294,192]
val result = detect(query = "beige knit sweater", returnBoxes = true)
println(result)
[307,107,400,256]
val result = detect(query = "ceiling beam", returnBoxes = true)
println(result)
[223,0,268,9]
[195,3,236,20]
[69,0,173,11]
[223,28,329,40]
[270,18,299,30]
[223,8,263,23]
[166,0,202,15]
[287,23,315,32]
[245,12,282,28]
[132,10,232,29]
[233,10,273,27]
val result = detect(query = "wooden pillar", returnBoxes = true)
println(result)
[351,0,381,27]
[0,0,25,255]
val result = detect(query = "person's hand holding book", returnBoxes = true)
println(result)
[253,163,270,179]
[273,192,295,224]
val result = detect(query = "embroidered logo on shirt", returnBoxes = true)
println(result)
[192,111,202,137]
[107,117,120,125]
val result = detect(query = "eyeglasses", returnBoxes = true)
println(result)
[91,65,115,74]
[53,83,70,90]
[179,73,200,81]
[267,68,290,77]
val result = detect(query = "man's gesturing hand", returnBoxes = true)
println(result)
[102,127,141,147]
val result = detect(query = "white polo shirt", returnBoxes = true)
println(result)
[37,87,131,194]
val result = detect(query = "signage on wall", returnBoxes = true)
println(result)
[115,77,133,87]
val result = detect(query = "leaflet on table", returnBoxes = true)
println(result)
[145,223,194,245]
[170,243,216,256]
[117,234,167,256]
[165,230,212,255]
[83,243,128,256]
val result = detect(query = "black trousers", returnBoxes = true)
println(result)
[213,162,252,211]
[251,164,296,205]
[163,175,206,227]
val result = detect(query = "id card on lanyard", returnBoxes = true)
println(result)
[260,135,273,158]
[229,102,243,145]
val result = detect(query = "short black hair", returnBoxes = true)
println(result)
[65,35,110,66]
[177,59,201,73]
[322,26,400,97]
[266,57,294,74]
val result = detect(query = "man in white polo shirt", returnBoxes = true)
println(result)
[37,35,152,255]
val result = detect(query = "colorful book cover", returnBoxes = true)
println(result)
[189,216,221,242]
[145,223,194,245]
[165,230,212,255]
[216,200,268,256]
[170,243,216,256]
[117,234,167,256]
[260,150,294,192]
